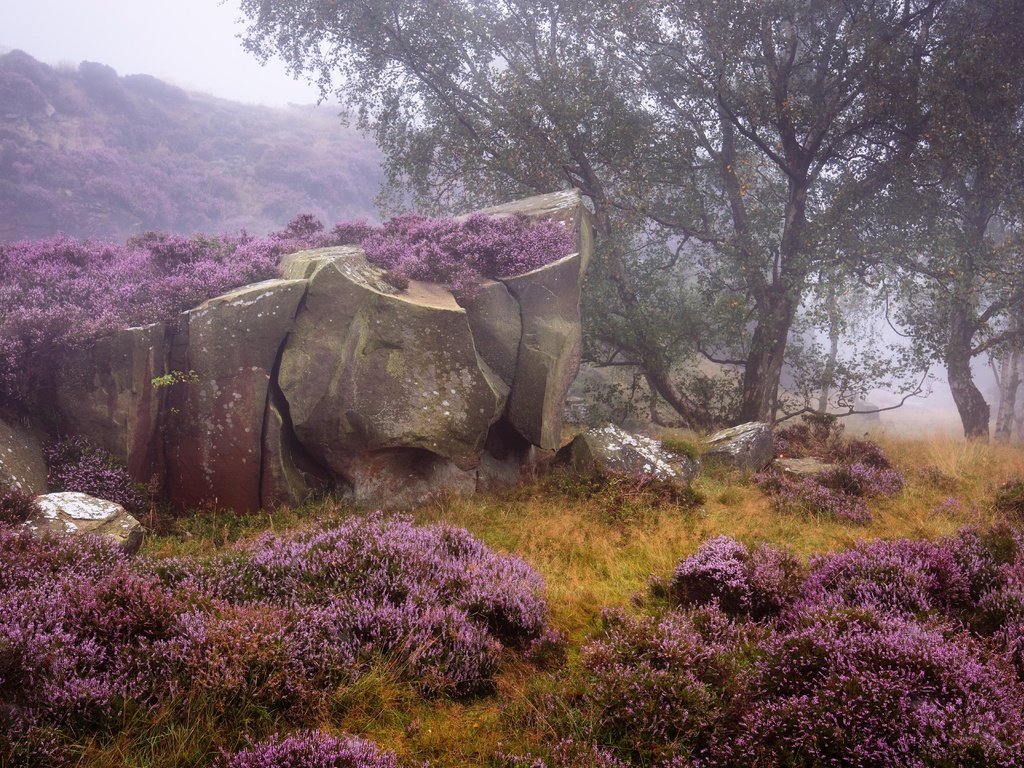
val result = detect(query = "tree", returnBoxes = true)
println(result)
[237,0,944,423]
[879,0,1024,440]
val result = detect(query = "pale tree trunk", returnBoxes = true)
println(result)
[818,282,841,413]
[994,312,1023,442]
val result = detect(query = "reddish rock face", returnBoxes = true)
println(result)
[163,279,307,512]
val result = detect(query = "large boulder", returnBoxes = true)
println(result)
[24,492,143,554]
[55,322,167,481]
[0,416,48,494]
[703,422,774,471]
[557,424,700,485]
[278,247,507,476]
[260,386,331,508]
[484,189,594,450]
[164,279,308,512]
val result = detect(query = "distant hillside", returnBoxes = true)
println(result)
[0,50,383,241]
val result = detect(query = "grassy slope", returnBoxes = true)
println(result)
[86,434,1022,767]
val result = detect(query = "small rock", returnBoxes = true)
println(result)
[557,424,700,484]
[773,457,838,477]
[24,492,143,555]
[703,422,774,471]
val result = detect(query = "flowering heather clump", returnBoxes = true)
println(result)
[714,611,1024,767]
[223,731,401,768]
[579,607,757,765]
[817,462,904,497]
[671,536,803,619]
[0,216,333,408]
[44,435,145,512]
[754,469,872,523]
[994,477,1024,519]
[0,479,38,525]
[361,213,575,296]
[0,514,549,763]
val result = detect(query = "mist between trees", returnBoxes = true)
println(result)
[237,0,1024,441]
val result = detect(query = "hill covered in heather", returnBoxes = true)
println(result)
[0,50,382,241]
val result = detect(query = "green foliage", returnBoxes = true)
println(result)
[151,370,200,389]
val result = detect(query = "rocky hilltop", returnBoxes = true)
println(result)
[53,190,593,511]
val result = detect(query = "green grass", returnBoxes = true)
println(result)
[93,434,1023,767]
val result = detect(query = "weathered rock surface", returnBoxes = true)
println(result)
[558,424,700,485]
[279,248,507,474]
[0,416,48,494]
[458,278,522,387]
[260,387,331,508]
[703,422,774,471]
[165,278,307,511]
[774,457,838,477]
[25,492,143,554]
[55,322,167,480]
[487,189,594,449]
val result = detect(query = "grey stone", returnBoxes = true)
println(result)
[774,457,839,477]
[278,247,507,475]
[25,492,143,555]
[0,416,48,494]
[703,422,774,471]
[55,322,167,482]
[557,424,700,485]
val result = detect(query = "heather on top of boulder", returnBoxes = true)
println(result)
[0,210,573,408]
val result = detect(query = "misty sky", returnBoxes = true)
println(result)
[0,0,321,106]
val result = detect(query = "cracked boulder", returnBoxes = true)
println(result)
[557,424,700,485]
[164,278,307,512]
[482,189,594,450]
[24,492,143,555]
[278,247,507,477]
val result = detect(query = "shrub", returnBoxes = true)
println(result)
[0,514,549,763]
[361,213,574,297]
[671,536,803,619]
[0,479,38,525]
[754,469,872,523]
[223,731,401,768]
[817,462,904,497]
[43,435,145,512]
[578,607,757,765]
[714,610,1024,767]
[994,477,1024,519]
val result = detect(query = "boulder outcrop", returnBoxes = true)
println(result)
[52,190,593,512]
[25,491,143,554]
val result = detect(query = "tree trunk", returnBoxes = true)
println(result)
[993,316,1022,442]
[946,306,990,440]
[818,282,841,413]
[738,290,797,423]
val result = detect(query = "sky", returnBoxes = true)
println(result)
[0,0,322,106]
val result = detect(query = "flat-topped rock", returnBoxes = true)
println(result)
[774,457,838,477]
[25,492,143,554]
[704,422,774,471]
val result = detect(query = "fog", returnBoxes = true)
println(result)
[0,0,319,106]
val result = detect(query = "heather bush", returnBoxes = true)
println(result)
[753,468,872,523]
[43,435,145,512]
[0,479,38,525]
[0,514,549,763]
[578,607,758,765]
[223,731,401,768]
[995,477,1024,519]
[713,610,1024,767]
[670,536,803,619]
[817,462,904,497]
[361,212,574,296]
